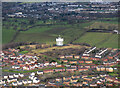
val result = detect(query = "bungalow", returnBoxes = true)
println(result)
[37,71,44,75]
[43,69,54,73]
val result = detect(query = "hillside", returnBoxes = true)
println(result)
[2,17,119,48]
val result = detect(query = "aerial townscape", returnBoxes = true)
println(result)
[1,1,120,87]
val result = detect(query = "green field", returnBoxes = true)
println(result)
[2,17,119,48]
[73,32,118,48]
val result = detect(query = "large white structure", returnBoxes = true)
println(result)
[56,35,64,46]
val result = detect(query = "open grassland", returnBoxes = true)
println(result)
[14,21,93,45]
[2,17,119,48]
[73,32,118,48]
[2,29,16,44]
[32,44,84,54]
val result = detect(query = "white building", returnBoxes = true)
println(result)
[56,35,64,46]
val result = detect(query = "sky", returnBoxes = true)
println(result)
[1,0,120,2]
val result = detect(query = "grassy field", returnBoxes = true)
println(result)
[2,17,119,48]
[73,32,118,48]
[32,44,84,54]
[14,21,93,45]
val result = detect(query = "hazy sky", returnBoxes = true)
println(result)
[1,0,120,2]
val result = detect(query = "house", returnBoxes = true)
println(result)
[56,78,62,82]
[78,68,88,72]
[81,56,90,59]
[85,60,93,64]
[62,59,68,63]
[4,76,8,79]
[59,55,65,59]
[63,77,71,81]
[18,73,24,77]
[96,66,101,71]
[22,80,28,85]
[100,66,106,71]
[27,79,32,84]
[17,81,23,85]
[90,57,100,61]
[63,80,70,85]
[54,68,65,72]
[56,64,64,67]
[71,75,80,79]
[37,71,43,75]
[9,74,14,78]
[66,67,76,72]
[78,60,84,63]
[33,79,40,84]
[30,72,35,76]
[44,61,49,66]
[65,55,73,58]
[74,55,80,59]
[69,60,77,64]
[70,78,78,83]
[84,77,92,81]
[13,74,19,78]
[43,69,54,73]
[90,83,97,87]
[97,80,102,85]
[12,82,18,86]
[50,62,57,66]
